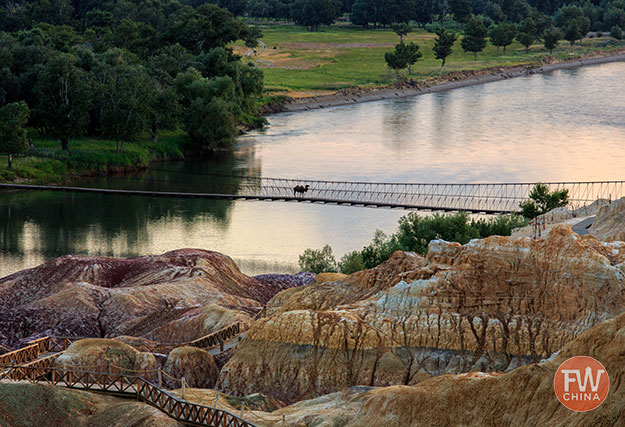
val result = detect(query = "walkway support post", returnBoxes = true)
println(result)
[181,377,185,400]
[158,368,162,388]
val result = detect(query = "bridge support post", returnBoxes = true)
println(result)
[213,395,219,409]
[219,341,224,352]
[181,377,185,400]
[158,368,162,388]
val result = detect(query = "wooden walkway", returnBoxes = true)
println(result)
[2,179,624,214]
[0,320,260,426]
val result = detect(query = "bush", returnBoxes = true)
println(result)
[519,183,569,219]
[339,251,365,274]
[596,31,603,37]
[611,25,623,40]
[298,245,338,273]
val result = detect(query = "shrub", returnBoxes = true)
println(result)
[339,251,365,274]
[298,245,338,273]
[519,183,569,219]
[611,25,623,40]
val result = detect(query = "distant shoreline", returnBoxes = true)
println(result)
[279,50,625,113]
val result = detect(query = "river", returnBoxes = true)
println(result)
[2,61,625,277]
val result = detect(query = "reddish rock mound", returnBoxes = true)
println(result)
[0,249,286,348]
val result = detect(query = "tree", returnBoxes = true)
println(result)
[33,54,92,151]
[543,27,562,55]
[461,17,488,60]
[385,42,408,73]
[517,17,538,53]
[98,64,156,153]
[433,28,458,68]
[391,22,412,41]
[404,42,422,74]
[554,5,590,46]
[520,183,569,219]
[290,0,337,31]
[298,245,338,273]
[489,23,517,54]
[0,101,29,169]
[149,86,181,144]
[611,25,624,40]
[449,0,472,24]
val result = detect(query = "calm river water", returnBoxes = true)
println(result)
[2,61,625,277]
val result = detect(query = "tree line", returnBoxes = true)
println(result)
[0,0,264,168]
[384,3,625,75]
[219,0,625,35]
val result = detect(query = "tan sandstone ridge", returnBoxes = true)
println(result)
[163,346,219,388]
[252,309,625,426]
[218,226,625,403]
[0,249,292,348]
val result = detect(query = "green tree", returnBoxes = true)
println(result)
[517,17,538,53]
[290,0,337,31]
[385,42,409,73]
[433,27,458,68]
[391,22,412,41]
[339,250,365,274]
[0,101,30,169]
[98,64,156,153]
[611,25,623,40]
[519,183,569,219]
[489,23,517,54]
[149,86,181,144]
[299,244,338,273]
[402,41,422,74]
[543,26,562,54]
[554,5,590,46]
[33,53,92,151]
[449,0,472,24]
[461,17,488,60]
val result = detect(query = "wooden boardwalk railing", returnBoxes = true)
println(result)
[1,365,255,426]
[0,314,265,426]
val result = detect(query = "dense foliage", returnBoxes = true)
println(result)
[299,212,528,274]
[0,1,264,154]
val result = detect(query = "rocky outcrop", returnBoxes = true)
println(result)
[263,309,625,426]
[0,383,181,427]
[56,339,157,379]
[0,249,288,348]
[163,346,219,389]
[589,197,625,241]
[218,226,625,403]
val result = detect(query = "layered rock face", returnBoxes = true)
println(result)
[589,197,625,241]
[0,249,292,348]
[218,226,625,403]
[266,309,625,427]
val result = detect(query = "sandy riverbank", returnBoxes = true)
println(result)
[280,50,625,113]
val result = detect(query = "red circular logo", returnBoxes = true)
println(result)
[554,356,610,412]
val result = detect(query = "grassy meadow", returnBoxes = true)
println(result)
[235,23,625,95]
[0,132,185,184]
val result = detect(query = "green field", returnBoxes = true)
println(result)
[0,132,185,184]
[236,24,625,95]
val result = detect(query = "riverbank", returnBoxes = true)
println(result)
[279,49,625,112]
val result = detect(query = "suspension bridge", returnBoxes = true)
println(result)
[1,178,624,214]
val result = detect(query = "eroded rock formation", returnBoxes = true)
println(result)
[0,249,292,348]
[164,346,219,389]
[218,226,625,403]
[262,309,625,426]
